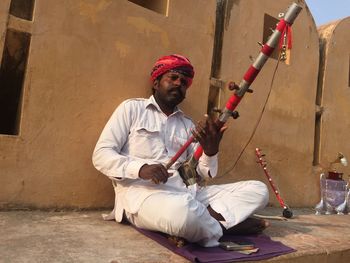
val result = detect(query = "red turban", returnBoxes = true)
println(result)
[150,54,195,87]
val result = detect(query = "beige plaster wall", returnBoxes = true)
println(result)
[212,0,320,207]
[317,17,350,178]
[1,0,341,209]
[0,1,11,62]
[0,0,216,208]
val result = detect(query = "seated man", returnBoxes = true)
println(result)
[92,54,269,247]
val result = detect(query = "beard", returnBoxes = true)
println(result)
[166,86,186,105]
[153,80,187,112]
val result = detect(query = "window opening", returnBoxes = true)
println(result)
[128,0,169,16]
[263,14,280,61]
[0,29,31,135]
[9,0,35,21]
[313,110,322,165]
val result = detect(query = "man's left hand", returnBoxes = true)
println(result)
[191,114,227,156]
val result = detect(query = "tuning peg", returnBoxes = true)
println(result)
[257,42,263,47]
[249,55,255,62]
[228,82,239,91]
[231,111,239,119]
[247,88,253,93]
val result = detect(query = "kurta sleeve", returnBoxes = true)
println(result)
[196,152,218,179]
[92,101,146,180]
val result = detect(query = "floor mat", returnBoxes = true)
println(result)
[135,228,295,263]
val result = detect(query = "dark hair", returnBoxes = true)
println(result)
[152,74,163,94]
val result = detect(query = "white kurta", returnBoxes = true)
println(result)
[92,96,269,247]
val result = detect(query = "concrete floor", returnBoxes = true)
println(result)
[0,208,349,263]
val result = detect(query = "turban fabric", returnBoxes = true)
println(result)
[150,54,195,87]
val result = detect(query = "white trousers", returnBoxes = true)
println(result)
[125,180,269,247]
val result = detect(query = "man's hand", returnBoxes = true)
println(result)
[139,164,172,184]
[191,114,227,156]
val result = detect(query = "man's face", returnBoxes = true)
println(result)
[153,71,190,108]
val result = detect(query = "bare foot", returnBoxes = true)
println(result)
[223,217,269,235]
[167,235,186,247]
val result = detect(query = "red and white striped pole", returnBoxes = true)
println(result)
[166,3,302,170]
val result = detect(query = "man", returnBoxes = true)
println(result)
[92,54,269,247]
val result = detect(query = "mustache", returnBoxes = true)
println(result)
[168,85,184,94]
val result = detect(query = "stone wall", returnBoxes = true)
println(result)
[316,17,350,181]
[0,0,216,208]
[211,0,320,207]
[1,0,347,209]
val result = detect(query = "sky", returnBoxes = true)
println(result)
[305,0,350,25]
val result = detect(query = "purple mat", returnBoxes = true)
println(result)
[135,228,295,263]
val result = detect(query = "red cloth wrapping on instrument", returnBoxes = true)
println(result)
[279,25,292,50]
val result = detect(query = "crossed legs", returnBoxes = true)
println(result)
[125,180,269,247]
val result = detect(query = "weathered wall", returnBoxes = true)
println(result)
[317,17,350,178]
[1,0,345,209]
[0,0,216,208]
[212,0,320,207]
[0,1,10,55]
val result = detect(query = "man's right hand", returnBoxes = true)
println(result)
[139,164,171,184]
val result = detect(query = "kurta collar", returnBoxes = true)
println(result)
[146,95,184,116]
